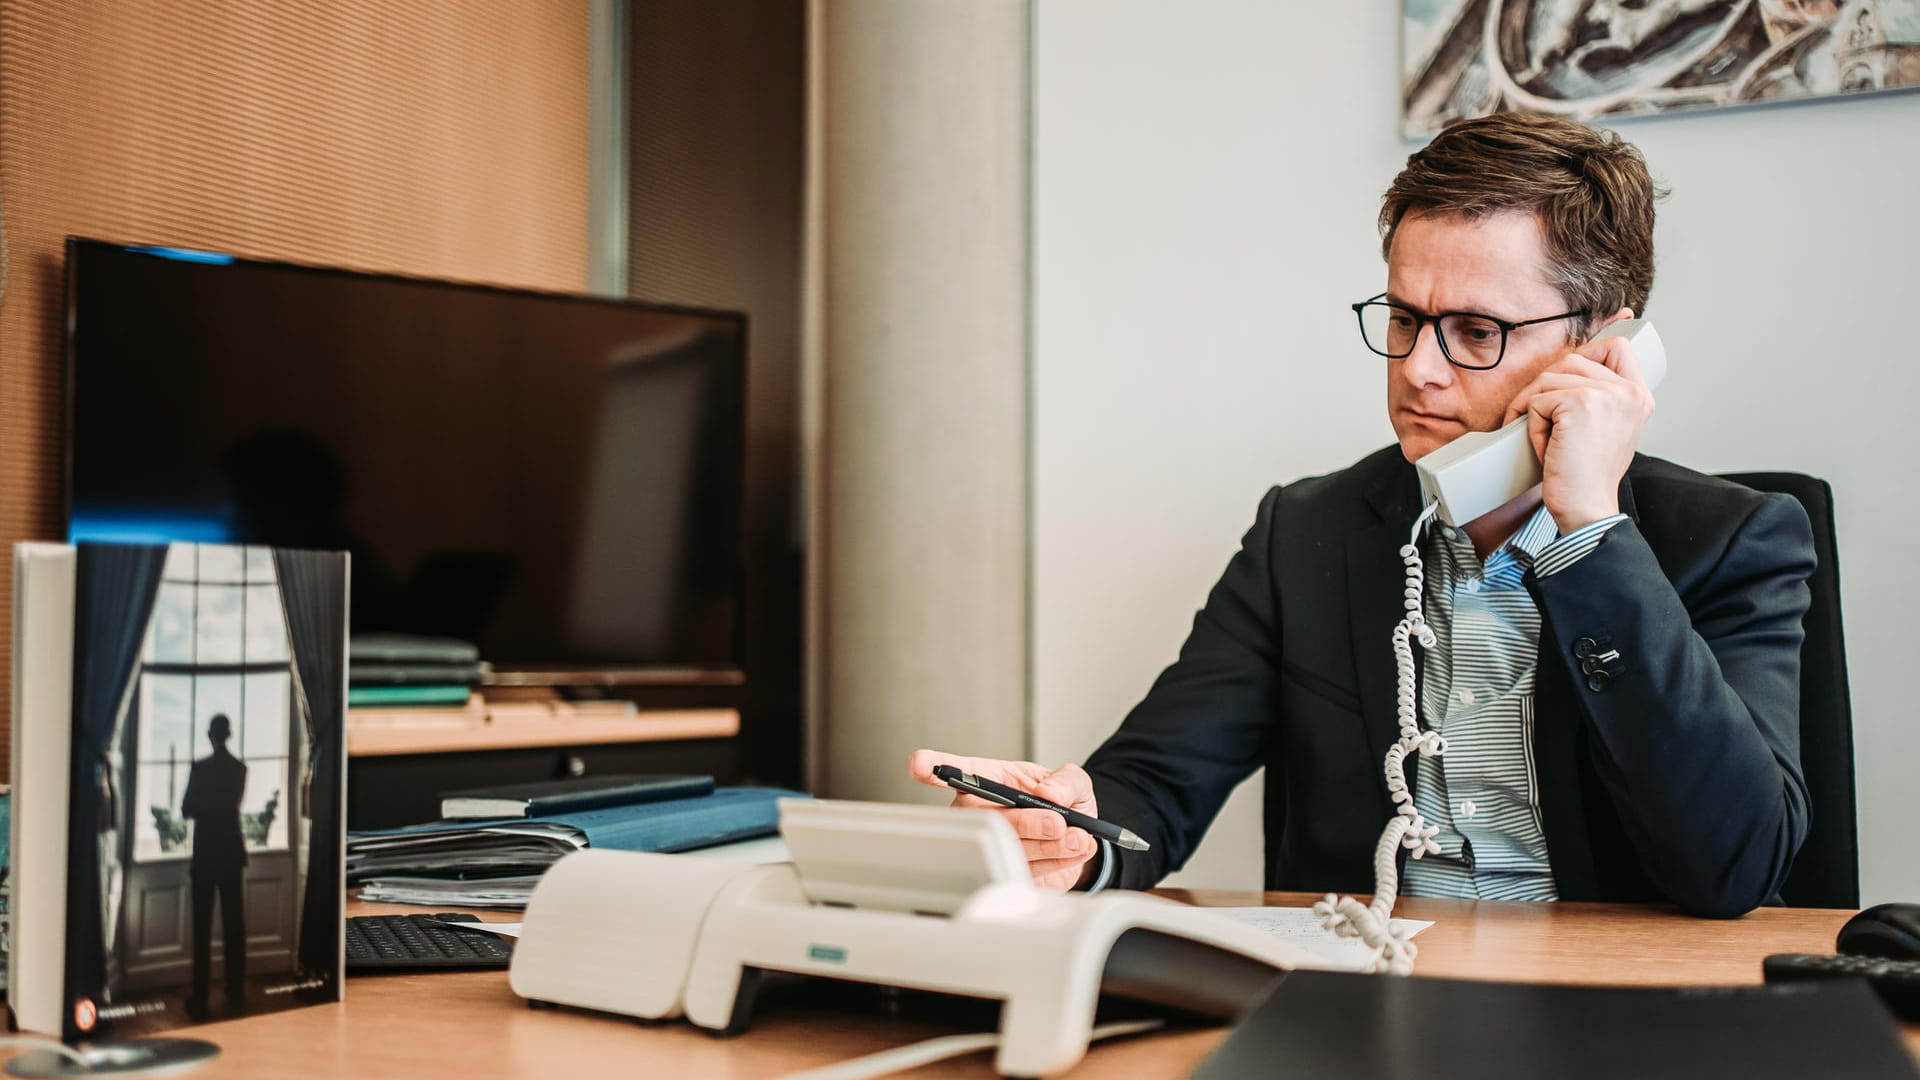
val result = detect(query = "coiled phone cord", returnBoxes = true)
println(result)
[1314,500,1443,975]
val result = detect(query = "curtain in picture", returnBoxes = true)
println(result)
[274,549,347,980]
[63,543,167,1019]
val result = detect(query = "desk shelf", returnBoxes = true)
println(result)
[346,695,739,757]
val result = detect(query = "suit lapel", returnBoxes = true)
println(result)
[1347,460,1424,806]
[1532,463,1642,900]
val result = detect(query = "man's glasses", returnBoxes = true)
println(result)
[1351,293,1585,371]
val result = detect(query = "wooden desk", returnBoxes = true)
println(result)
[45,893,1917,1077]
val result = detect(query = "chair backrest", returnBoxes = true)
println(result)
[1719,472,1858,908]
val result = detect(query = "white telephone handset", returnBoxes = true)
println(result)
[1413,319,1667,527]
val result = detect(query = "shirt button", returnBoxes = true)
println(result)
[1460,800,1478,821]
[1457,687,1476,705]
[1463,578,1482,594]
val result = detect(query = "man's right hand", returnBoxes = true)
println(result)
[907,749,1103,892]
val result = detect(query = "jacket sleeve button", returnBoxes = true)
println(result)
[1573,636,1599,659]
[1585,670,1611,693]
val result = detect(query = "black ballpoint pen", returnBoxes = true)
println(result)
[931,764,1150,852]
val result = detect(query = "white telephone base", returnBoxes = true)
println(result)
[1415,318,1666,527]
[507,800,1325,1077]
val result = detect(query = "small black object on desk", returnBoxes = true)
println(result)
[1763,953,1920,1021]
[1840,904,1920,961]
[1761,901,1920,1021]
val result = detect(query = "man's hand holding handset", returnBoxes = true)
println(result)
[1504,313,1657,534]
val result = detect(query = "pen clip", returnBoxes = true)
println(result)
[937,767,1017,809]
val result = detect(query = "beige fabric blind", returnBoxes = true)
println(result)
[0,1,591,774]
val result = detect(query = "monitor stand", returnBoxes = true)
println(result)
[5,1038,218,1077]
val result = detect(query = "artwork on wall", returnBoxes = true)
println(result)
[1403,0,1920,136]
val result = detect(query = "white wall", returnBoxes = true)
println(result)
[815,0,1031,801]
[1032,0,1920,900]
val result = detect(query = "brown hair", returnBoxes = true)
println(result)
[1379,113,1662,339]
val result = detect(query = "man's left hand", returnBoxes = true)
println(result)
[1501,333,1655,534]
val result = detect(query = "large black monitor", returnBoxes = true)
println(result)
[64,238,747,684]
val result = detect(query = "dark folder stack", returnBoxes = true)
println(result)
[347,633,487,708]
[346,786,804,908]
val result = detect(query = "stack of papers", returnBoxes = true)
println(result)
[359,875,552,908]
[1210,907,1434,971]
[350,822,580,907]
[347,787,804,908]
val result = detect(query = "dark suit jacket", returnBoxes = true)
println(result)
[182,747,250,875]
[1084,447,1815,917]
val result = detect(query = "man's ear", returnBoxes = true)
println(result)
[1587,307,1635,339]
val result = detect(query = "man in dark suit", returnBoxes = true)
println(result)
[182,712,249,1018]
[910,112,1813,919]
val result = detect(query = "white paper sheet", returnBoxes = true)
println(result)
[1209,906,1434,971]
[436,920,524,938]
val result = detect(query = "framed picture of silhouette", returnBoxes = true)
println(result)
[1403,0,1920,136]
[9,541,347,1043]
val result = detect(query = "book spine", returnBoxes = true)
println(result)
[346,685,474,707]
[10,544,76,1038]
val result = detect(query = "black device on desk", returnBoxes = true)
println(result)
[1837,904,1920,960]
[1199,970,1920,1080]
[345,913,513,971]
[1763,902,1920,1020]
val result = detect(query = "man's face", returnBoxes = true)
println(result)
[1384,209,1579,463]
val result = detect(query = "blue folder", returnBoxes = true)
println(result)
[537,787,807,852]
[350,786,808,854]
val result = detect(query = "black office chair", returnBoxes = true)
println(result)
[1719,472,1858,908]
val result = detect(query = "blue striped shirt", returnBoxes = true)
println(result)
[1399,505,1627,901]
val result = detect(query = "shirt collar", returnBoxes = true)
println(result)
[1502,502,1560,566]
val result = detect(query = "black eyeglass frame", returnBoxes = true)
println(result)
[1351,292,1587,371]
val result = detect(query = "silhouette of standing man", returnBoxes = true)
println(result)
[181,713,247,1020]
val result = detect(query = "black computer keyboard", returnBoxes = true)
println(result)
[345,913,513,971]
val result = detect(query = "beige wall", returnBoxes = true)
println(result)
[0,1,591,774]
[813,0,1031,800]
